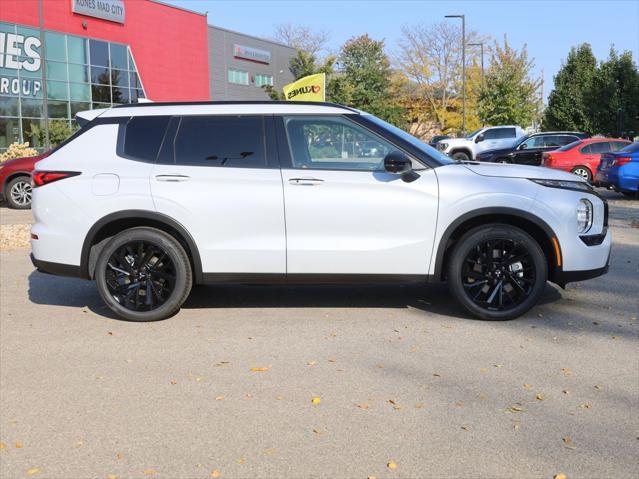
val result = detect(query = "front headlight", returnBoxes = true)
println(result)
[576,199,593,233]
[529,178,593,192]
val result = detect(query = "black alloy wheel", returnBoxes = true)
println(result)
[447,224,547,320]
[96,227,192,321]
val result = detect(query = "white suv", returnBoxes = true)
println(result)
[30,102,611,322]
[436,125,525,161]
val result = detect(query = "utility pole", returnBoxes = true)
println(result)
[445,14,466,135]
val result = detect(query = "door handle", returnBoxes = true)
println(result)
[288,177,324,186]
[154,174,190,182]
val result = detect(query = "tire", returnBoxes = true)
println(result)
[571,166,592,182]
[451,151,470,162]
[5,176,32,209]
[496,158,512,164]
[95,227,192,321]
[447,224,548,320]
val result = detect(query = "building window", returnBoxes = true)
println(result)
[254,74,273,87]
[0,21,146,153]
[228,69,249,85]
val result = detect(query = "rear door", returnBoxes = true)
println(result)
[277,115,438,276]
[150,115,286,274]
[480,127,518,154]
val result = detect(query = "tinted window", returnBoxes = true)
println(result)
[521,136,544,148]
[589,142,611,154]
[285,116,397,171]
[552,135,578,146]
[122,116,171,162]
[489,127,516,139]
[619,142,639,153]
[558,140,582,152]
[580,144,594,154]
[611,141,630,151]
[174,116,265,168]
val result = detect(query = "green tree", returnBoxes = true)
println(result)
[336,34,404,124]
[588,48,639,137]
[477,38,539,126]
[543,44,597,133]
[32,120,74,148]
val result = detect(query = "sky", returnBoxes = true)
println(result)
[166,0,639,102]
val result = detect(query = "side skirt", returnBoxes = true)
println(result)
[201,273,435,285]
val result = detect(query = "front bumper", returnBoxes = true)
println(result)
[554,263,609,287]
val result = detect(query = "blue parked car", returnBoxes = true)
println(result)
[596,142,639,197]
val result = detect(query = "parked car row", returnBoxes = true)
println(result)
[432,128,637,196]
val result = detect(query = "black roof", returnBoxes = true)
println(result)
[113,100,360,113]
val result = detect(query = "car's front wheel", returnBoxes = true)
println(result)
[447,224,548,320]
[5,176,32,209]
[452,151,470,162]
[95,227,193,321]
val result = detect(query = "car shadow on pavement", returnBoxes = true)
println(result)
[27,269,563,322]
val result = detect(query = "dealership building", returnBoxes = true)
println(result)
[0,0,297,153]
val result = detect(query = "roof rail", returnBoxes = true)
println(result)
[112,100,360,113]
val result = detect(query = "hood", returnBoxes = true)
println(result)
[441,137,473,147]
[1,153,47,168]
[461,162,584,181]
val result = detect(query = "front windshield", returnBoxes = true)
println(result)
[465,128,483,139]
[363,115,455,165]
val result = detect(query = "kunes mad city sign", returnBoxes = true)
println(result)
[0,32,42,97]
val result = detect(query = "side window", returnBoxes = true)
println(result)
[543,135,571,147]
[174,116,265,168]
[611,141,628,152]
[121,116,171,162]
[556,135,578,146]
[497,127,517,139]
[590,142,611,154]
[580,144,593,154]
[483,129,498,140]
[284,116,397,171]
[522,136,544,148]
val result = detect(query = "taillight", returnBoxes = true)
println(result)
[31,171,80,188]
[611,157,631,166]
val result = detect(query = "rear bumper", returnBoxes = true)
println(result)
[30,253,81,278]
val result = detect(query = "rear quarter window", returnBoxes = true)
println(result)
[119,116,171,162]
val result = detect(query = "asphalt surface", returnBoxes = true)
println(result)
[0,191,637,479]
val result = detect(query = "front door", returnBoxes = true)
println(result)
[278,115,438,276]
[150,115,286,274]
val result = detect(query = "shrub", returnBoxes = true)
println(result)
[0,142,38,162]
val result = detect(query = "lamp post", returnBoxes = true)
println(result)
[468,42,484,84]
[445,14,466,135]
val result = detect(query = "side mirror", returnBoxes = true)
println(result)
[519,143,528,150]
[384,151,412,174]
[384,151,419,182]
[475,134,485,143]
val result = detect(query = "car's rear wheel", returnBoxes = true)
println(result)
[95,227,192,321]
[452,151,470,162]
[6,176,32,209]
[447,224,548,320]
[571,166,592,182]
[496,158,512,164]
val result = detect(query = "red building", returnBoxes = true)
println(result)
[0,0,210,151]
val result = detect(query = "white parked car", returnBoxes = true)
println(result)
[31,102,610,322]
[436,125,525,161]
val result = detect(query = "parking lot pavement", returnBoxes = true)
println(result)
[0,206,32,225]
[0,193,637,479]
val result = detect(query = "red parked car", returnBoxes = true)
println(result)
[0,153,47,209]
[542,138,631,182]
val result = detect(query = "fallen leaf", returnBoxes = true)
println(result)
[143,469,157,475]
[494,364,503,368]
[388,399,397,405]
[215,396,224,401]
[593,385,602,390]
[562,390,570,395]
[523,383,533,390]
[263,448,277,456]
[433,373,441,377]
[195,376,203,382]
[236,457,245,465]
[107,331,113,336]
[311,396,321,405]
[415,403,425,409]
[307,361,317,366]
[368,476,377,479]
[116,453,123,460]
[170,380,177,385]
[276,395,284,400]
[536,394,545,401]
[250,367,269,372]
[210,470,221,478]
[563,436,576,449]
[327,359,336,363]
[508,406,524,413]
[578,403,591,409]
[479,368,488,373]
[387,461,398,470]
[356,403,370,410]
[461,425,470,431]
[0,442,5,449]
[561,368,573,376]
[26,468,40,476]
[75,440,84,446]
[15,441,23,448]
[554,474,567,479]
[312,428,323,435]
[108,475,118,479]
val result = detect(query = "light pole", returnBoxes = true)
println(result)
[445,14,465,135]
[468,42,484,84]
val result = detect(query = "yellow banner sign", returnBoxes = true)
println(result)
[283,73,326,102]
